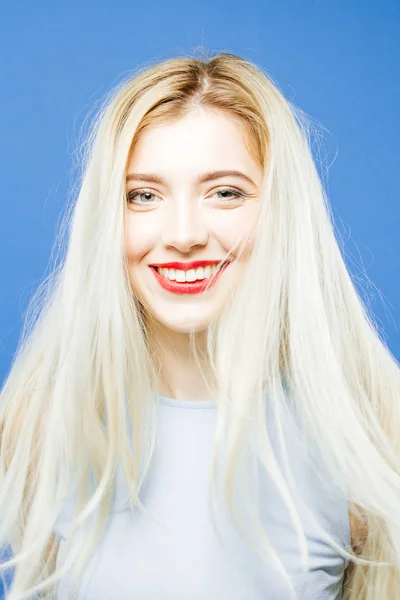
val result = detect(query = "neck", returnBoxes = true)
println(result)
[147,319,216,402]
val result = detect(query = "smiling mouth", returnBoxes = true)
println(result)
[153,262,229,283]
[150,261,231,295]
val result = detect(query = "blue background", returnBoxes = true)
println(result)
[0,0,399,590]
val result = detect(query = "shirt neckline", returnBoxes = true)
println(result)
[156,394,217,410]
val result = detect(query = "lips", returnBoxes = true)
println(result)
[150,261,231,295]
[149,260,228,270]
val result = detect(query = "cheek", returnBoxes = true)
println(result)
[125,236,146,265]
[124,216,156,264]
[213,207,259,256]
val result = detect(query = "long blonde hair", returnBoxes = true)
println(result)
[1,50,400,599]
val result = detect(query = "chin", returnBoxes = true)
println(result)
[149,307,222,334]
[158,317,212,334]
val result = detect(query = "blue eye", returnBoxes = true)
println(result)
[126,189,157,205]
[214,188,245,200]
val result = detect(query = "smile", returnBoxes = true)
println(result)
[150,261,231,295]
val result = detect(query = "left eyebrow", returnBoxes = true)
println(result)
[125,169,257,187]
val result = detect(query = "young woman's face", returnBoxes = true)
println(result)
[124,107,263,334]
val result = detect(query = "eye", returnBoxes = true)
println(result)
[212,187,246,201]
[126,189,160,206]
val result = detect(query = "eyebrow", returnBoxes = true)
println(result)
[125,169,256,187]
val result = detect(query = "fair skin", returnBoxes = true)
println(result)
[124,107,263,401]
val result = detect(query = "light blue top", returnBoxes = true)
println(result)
[54,394,350,600]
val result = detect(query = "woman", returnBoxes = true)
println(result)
[1,51,399,599]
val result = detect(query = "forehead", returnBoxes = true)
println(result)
[127,108,260,179]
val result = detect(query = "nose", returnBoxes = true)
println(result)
[161,196,208,253]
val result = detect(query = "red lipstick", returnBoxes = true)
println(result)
[149,260,224,270]
[149,260,230,295]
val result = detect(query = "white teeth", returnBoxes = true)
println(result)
[157,263,227,282]
[196,267,205,280]
[175,269,186,282]
[210,265,218,276]
[185,269,197,282]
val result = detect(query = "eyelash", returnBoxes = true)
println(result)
[126,187,247,205]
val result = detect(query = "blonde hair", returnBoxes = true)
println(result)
[1,50,400,599]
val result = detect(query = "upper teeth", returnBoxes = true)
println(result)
[157,264,224,282]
